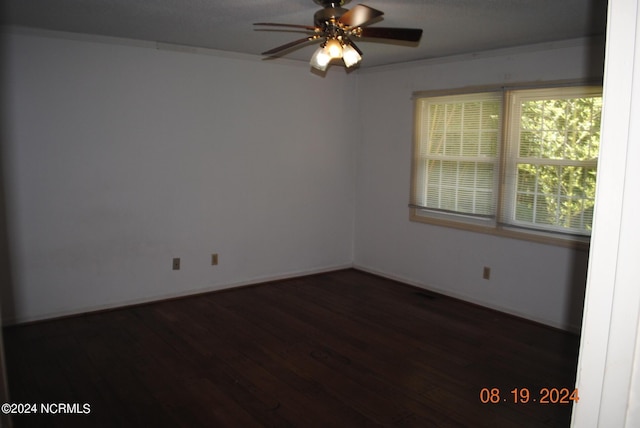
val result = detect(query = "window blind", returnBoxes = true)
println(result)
[411,92,502,218]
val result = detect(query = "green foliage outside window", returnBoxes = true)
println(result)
[516,97,602,231]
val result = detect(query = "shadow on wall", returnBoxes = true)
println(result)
[567,248,590,335]
[0,31,16,325]
[0,132,15,327]
[0,27,16,426]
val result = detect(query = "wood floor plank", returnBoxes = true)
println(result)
[3,269,579,427]
[136,298,372,427]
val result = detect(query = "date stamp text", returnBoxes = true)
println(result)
[479,387,579,404]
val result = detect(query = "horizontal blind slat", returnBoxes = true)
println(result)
[412,92,502,216]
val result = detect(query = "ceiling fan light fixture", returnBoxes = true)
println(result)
[310,46,331,70]
[342,43,361,67]
[257,2,423,72]
[325,38,343,59]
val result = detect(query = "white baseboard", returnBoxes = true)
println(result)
[6,263,581,334]
[354,264,581,334]
[4,263,354,325]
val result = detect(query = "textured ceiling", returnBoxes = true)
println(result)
[2,0,608,68]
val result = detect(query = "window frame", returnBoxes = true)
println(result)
[409,81,602,250]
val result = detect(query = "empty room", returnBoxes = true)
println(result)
[1,0,639,427]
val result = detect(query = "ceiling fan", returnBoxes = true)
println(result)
[254,0,423,70]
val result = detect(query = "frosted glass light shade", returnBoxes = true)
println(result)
[325,39,343,59]
[342,44,362,68]
[310,46,331,71]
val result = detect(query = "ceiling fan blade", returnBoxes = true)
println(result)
[359,27,423,42]
[261,36,319,55]
[338,4,383,27]
[254,22,318,31]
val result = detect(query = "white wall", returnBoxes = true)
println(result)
[353,39,605,331]
[1,30,357,323]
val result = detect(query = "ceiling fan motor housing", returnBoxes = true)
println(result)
[313,0,349,7]
[314,6,348,27]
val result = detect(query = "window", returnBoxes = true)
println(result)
[410,84,602,246]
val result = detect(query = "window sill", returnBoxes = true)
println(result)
[410,209,591,251]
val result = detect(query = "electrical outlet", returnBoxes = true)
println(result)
[483,266,491,280]
[172,258,181,270]
[211,253,218,266]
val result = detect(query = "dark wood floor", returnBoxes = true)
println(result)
[3,269,580,427]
